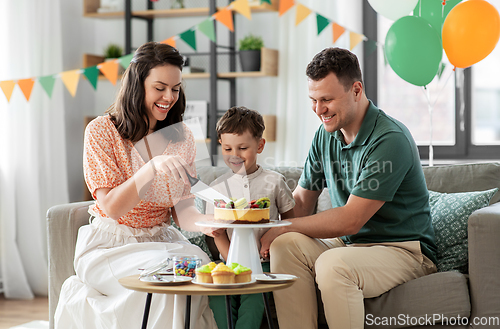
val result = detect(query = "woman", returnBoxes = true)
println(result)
[54,42,217,329]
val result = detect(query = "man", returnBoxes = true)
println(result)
[260,47,437,329]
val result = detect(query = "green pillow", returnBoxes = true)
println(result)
[429,188,498,273]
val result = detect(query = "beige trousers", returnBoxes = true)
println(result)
[270,232,436,329]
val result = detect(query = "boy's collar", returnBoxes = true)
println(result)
[231,165,263,179]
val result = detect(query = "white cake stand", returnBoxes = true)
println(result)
[195,220,291,274]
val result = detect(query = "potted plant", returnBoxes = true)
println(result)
[238,34,264,72]
[103,43,123,60]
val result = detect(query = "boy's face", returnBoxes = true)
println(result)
[219,130,265,175]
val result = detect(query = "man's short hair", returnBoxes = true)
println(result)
[306,47,364,91]
[216,106,265,141]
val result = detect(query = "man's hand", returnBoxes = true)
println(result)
[260,226,287,259]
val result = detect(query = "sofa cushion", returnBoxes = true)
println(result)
[423,162,500,204]
[429,188,498,273]
[363,272,470,328]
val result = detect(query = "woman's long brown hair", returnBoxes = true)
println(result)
[106,42,186,143]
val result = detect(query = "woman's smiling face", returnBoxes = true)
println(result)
[143,64,182,129]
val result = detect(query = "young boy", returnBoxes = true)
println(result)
[206,106,295,329]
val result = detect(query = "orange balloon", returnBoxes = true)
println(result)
[442,0,500,68]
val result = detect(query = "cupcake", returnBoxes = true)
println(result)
[195,264,213,283]
[232,264,252,283]
[211,263,235,284]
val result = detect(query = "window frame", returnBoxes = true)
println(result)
[362,3,500,161]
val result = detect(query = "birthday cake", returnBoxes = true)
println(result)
[213,197,270,224]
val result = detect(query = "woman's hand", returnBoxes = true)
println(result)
[151,154,195,185]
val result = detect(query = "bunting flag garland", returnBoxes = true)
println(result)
[437,63,446,80]
[119,53,134,69]
[214,8,234,32]
[83,66,100,90]
[279,0,295,16]
[39,75,56,98]
[349,32,364,51]
[99,60,120,86]
[60,70,81,97]
[180,29,197,51]
[0,80,16,102]
[332,23,346,43]
[1,0,381,104]
[161,37,177,48]
[364,39,378,58]
[232,0,252,20]
[295,3,312,26]
[316,14,330,35]
[198,18,216,42]
[17,78,35,101]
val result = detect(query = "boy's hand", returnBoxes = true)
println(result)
[201,226,225,238]
[260,248,270,260]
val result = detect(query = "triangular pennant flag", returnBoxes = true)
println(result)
[364,39,378,58]
[61,69,81,97]
[332,23,346,43]
[437,62,446,80]
[214,8,234,32]
[39,75,56,98]
[349,31,364,50]
[198,18,216,42]
[17,78,35,101]
[383,45,388,67]
[279,0,295,16]
[99,60,120,86]
[118,53,134,69]
[0,80,16,102]
[316,14,330,35]
[295,3,312,26]
[232,0,252,20]
[261,0,272,4]
[83,66,100,90]
[180,29,197,51]
[161,37,177,48]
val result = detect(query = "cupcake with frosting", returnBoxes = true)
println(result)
[230,263,253,283]
[211,263,235,284]
[195,264,213,283]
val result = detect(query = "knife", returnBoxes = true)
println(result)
[186,173,232,204]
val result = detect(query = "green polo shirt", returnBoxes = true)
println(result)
[298,101,437,264]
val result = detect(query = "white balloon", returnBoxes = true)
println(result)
[367,0,419,21]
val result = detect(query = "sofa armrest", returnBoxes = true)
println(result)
[468,202,500,321]
[46,201,94,329]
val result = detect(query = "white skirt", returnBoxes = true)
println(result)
[54,211,217,329]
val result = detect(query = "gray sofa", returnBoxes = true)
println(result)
[47,163,500,328]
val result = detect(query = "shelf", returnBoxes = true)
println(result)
[84,47,278,80]
[83,0,278,18]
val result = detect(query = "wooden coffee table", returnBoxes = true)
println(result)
[119,274,295,329]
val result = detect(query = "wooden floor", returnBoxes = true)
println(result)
[0,294,48,329]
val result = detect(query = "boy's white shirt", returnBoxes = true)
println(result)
[205,166,295,253]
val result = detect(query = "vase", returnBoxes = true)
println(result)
[239,50,261,72]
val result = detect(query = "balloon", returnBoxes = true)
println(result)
[368,0,419,21]
[415,0,462,37]
[385,16,443,86]
[442,0,500,68]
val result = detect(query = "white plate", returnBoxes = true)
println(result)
[192,278,256,289]
[140,275,192,285]
[254,274,298,284]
